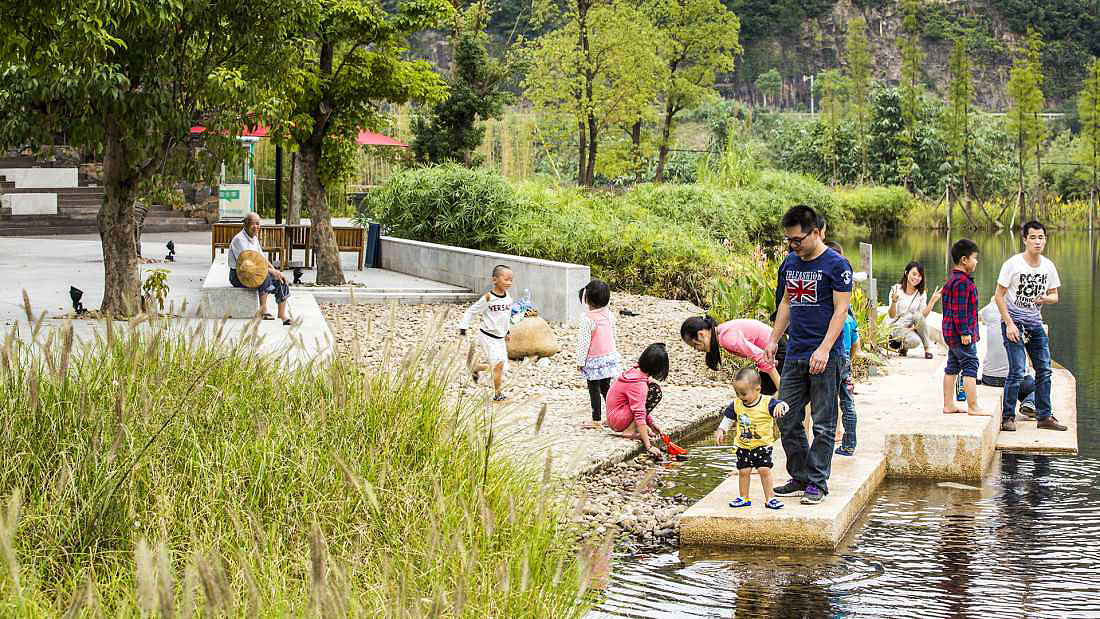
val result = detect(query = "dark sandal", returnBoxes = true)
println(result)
[261,313,275,320]
[924,351,934,359]
[282,318,292,325]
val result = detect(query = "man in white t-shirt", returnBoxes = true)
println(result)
[228,212,291,324]
[993,220,1063,432]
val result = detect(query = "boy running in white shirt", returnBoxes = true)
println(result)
[459,265,514,401]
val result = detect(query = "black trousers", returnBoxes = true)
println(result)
[587,378,612,421]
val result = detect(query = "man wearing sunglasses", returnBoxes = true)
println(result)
[765,205,853,505]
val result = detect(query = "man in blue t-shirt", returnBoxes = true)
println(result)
[765,205,853,505]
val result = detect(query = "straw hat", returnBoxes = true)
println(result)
[235,250,268,288]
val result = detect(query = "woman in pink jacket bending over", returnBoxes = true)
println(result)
[605,343,670,460]
[680,315,781,395]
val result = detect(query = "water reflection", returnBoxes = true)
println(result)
[590,230,1099,618]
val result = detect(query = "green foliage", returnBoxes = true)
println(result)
[520,1,667,186]
[358,164,516,250]
[411,8,511,165]
[845,16,872,180]
[946,35,975,195]
[644,0,741,181]
[500,183,732,305]
[0,319,584,615]
[1078,57,1100,194]
[755,69,782,107]
[141,269,171,311]
[835,186,915,231]
[706,247,783,323]
[1006,28,1047,198]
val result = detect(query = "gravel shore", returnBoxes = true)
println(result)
[322,292,740,547]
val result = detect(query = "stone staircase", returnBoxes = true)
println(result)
[0,174,210,236]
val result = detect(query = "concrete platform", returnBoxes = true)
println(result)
[679,342,1078,549]
[995,366,1078,455]
[680,449,885,549]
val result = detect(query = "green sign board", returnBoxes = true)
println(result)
[219,189,240,200]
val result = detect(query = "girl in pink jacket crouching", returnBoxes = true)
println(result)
[605,343,670,460]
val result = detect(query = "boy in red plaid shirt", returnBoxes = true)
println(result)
[941,239,989,416]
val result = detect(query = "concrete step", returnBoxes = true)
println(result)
[0,157,35,168]
[302,289,479,305]
[0,186,103,195]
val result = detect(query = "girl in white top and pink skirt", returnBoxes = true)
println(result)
[576,280,621,427]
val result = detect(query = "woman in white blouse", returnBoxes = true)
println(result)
[888,261,942,359]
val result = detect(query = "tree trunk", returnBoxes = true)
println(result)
[577,120,586,185]
[654,100,676,183]
[584,115,598,187]
[288,152,302,226]
[630,120,642,185]
[98,120,142,316]
[299,143,345,285]
[1034,119,1043,218]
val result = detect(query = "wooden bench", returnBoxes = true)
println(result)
[211,222,288,268]
[286,224,312,268]
[308,225,366,270]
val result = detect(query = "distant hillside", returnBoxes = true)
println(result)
[720,0,1099,110]
[413,0,1100,111]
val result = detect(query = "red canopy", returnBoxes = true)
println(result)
[189,124,406,147]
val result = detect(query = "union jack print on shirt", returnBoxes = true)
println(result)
[786,278,818,304]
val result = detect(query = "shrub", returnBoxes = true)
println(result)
[0,318,584,616]
[835,185,915,231]
[625,183,750,244]
[358,164,516,250]
[501,184,732,305]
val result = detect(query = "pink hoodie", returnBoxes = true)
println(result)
[716,319,775,373]
[605,366,652,432]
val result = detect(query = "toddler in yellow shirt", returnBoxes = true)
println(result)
[714,367,790,510]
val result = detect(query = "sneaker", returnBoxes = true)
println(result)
[1018,401,1037,418]
[801,484,824,505]
[773,480,805,497]
[765,498,784,510]
[835,446,855,456]
[1001,418,1017,432]
[728,497,751,508]
[1036,416,1067,431]
[492,393,506,402]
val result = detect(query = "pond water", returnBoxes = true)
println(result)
[589,229,1100,618]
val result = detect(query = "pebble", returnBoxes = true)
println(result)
[321,291,720,552]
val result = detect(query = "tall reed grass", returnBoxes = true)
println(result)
[0,304,586,616]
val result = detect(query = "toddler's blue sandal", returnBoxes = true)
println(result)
[765,498,784,510]
[728,497,751,508]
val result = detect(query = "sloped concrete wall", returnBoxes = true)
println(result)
[378,236,591,324]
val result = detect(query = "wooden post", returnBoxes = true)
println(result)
[859,242,877,352]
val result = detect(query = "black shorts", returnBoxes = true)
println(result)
[736,446,774,470]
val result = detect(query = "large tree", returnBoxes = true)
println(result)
[1078,57,1100,228]
[898,0,924,190]
[844,16,872,182]
[1006,28,1046,220]
[816,68,849,186]
[946,36,974,218]
[755,69,781,109]
[643,0,740,182]
[522,1,665,186]
[0,0,292,315]
[411,2,510,166]
[277,0,449,284]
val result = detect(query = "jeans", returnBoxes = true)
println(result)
[945,342,979,378]
[838,357,856,451]
[982,374,1036,412]
[1002,322,1052,421]
[777,355,840,494]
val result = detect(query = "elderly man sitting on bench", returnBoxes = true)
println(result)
[229,213,292,325]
